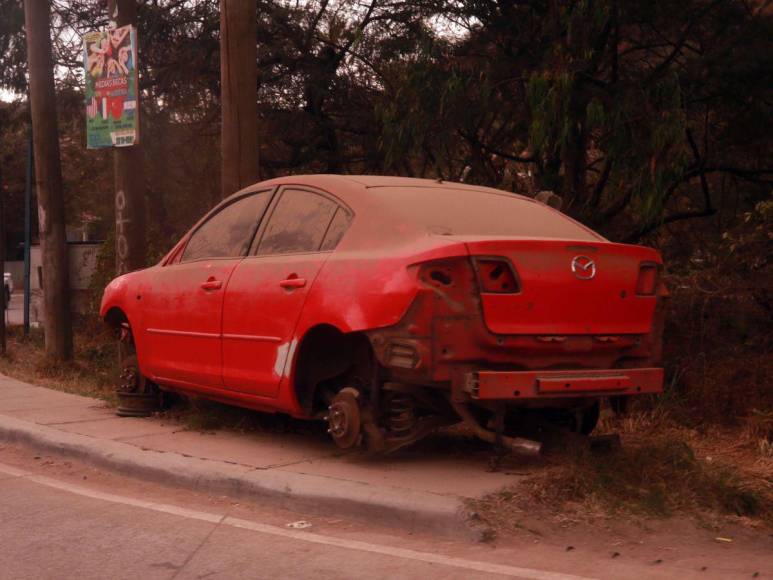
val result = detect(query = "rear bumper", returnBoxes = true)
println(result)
[463,367,663,400]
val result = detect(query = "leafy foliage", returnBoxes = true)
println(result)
[0,0,770,250]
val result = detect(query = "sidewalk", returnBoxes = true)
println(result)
[0,372,527,536]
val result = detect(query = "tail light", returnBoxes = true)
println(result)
[419,261,457,287]
[636,262,660,295]
[474,258,520,294]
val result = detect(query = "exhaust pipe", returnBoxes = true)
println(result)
[451,400,542,457]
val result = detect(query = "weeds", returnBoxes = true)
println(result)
[660,270,772,426]
[0,325,119,403]
[471,420,773,534]
[540,435,768,519]
[159,396,324,438]
[745,408,773,458]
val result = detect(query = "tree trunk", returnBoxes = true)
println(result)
[561,88,589,213]
[108,0,146,276]
[24,0,73,361]
[220,0,259,198]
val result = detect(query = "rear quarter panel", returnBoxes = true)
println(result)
[295,236,470,334]
[272,235,471,416]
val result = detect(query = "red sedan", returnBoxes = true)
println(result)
[101,175,666,453]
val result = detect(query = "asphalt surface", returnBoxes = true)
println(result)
[0,474,485,580]
[0,448,584,580]
[1,443,770,580]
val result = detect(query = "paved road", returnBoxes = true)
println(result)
[1,474,487,580]
[0,448,584,580]
[0,444,768,580]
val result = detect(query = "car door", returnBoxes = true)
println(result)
[141,190,272,388]
[221,187,352,397]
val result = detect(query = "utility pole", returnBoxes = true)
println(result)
[23,126,33,335]
[220,0,259,198]
[0,163,6,355]
[107,0,145,275]
[24,0,73,361]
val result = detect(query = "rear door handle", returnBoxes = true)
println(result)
[279,278,306,289]
[201,278,223,291]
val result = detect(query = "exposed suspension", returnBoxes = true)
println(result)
[387,393,417,438]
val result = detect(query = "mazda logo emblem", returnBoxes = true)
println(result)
[571,255,596,280]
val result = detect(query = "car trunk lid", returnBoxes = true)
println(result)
[463,238,661,335]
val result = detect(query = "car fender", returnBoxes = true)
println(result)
[100,270,151,373]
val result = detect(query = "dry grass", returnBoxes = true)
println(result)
[153,395,327,438]
[471,412,773,534]
[0,325,119,404]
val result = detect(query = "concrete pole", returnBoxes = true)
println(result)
[23,0,73,361]
[107,0,146,275]
[220,0,259,198]
[0,163,6,355]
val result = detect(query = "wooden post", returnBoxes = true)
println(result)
[220,0,259,198]
[107,0,146,275]
[24,0,73,361]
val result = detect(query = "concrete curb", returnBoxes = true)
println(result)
[0,414,475,538]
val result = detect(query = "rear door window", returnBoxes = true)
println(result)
[182,192,270,262]
[320,207,352,251]
[256,189,339,254]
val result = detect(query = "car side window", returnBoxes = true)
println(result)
[320,207,352,251]
[182,192,270,262]
[256,189,339,255]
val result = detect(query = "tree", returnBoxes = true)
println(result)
[24,0,72,361]
[378,0,773,241]
[1,0,770,250]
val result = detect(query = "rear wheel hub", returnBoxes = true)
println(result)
[326,388,362,449]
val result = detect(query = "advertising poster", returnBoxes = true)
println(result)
[83,25,139,148]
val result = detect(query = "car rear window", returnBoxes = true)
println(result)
[372,187,601,241]
[256,189,339,254]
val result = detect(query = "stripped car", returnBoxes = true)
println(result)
[101,175,666,453]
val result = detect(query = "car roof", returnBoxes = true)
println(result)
[230,174,601,244]
[246,174,534,206]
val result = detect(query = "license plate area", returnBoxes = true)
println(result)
[464,368,663,400]
[537,375,631,393]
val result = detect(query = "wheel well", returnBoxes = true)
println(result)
[103,307,129,331]
[293,325,374,414]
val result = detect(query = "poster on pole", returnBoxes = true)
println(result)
[82,25,139,148]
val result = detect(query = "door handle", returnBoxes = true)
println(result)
[201,278,223,291]
[279,277,307,289]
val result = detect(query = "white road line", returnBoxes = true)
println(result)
[0,462,595,580]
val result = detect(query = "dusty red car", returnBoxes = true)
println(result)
[101,175,666,453]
